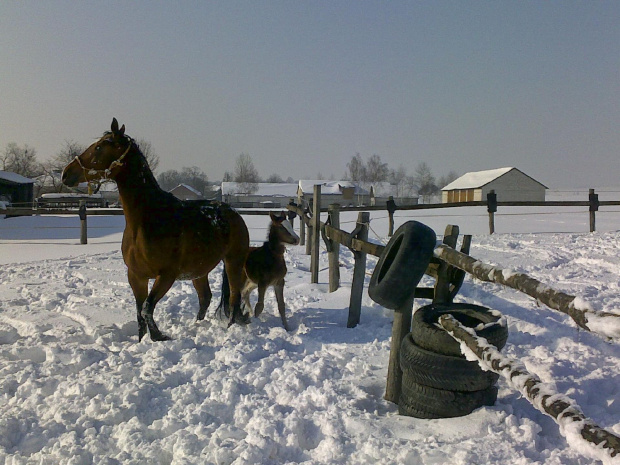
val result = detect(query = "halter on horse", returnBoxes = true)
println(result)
[62,118,250,341]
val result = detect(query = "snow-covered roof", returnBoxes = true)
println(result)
[0,171,35,184]
[298,180,368,195]
[442,167,516,190]
[222,182,298,197]
[170,184,202,196]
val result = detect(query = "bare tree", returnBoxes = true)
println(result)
[156,166,208,194]
[365,154,389,183]
[414,162,438,201]
[438,171,459,189]
[135,138,159,173]
[223,171,233,182]
[2,143,40,178]
[265,173,284,183]
[39,140,86,193]
[345,153,366,181]
[233,153,260,194]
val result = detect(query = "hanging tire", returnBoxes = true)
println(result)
[400,333,499,391]
[398,378,498,419]
[411,303,508,357]
[368,221,436,310]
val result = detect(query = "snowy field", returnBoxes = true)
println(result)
[0,200,619,464]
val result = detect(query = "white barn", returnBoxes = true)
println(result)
[442,167,547,203]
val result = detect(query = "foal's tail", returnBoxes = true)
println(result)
[216,263,231,319]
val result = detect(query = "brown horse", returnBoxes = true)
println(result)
[219,211,299,330]
[62,118,250,341]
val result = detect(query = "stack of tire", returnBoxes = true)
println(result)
[399,303,509,419]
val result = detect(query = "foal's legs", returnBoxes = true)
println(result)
[193,275,212,321]
[128,270,149,341]
[224,256,250,326]
[274,278,290,331]
[254,285,266,317]
[141,273,176,341]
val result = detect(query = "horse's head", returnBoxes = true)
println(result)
[62,118,134,188]
[270,211,300,246]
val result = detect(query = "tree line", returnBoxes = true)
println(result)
[2,140,458,199]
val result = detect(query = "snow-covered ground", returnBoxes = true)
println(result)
[0,202,619,464]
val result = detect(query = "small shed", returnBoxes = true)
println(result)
[169,184,203,201]
[297,180,369,208]
[0,171,35,207]
[442,167,547,203]
[221,182,298,208]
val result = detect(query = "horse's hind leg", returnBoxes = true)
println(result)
[274,278,290,331]
[128,270,149,341]
[254,285,266,317]
[193,275,212,321]
[224,256,250,326]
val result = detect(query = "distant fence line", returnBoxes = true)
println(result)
[2,188,620,238]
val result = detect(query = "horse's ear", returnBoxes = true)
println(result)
[119,124,125,137]
[111,118,119,133]
[269,211,277,222]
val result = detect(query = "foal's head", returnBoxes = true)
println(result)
[62,118,135,188]
[269,211,300,246]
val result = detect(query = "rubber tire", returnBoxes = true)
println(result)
[368,221,436,310]
[400,333,499,391]
[411,303,508,357]
[398,378,498,419]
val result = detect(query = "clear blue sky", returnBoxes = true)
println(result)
[1,1,619,188]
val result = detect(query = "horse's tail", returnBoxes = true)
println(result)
[216,262,231,318]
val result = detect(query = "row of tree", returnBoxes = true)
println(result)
[344,153,458,200]
[2,140,458,199]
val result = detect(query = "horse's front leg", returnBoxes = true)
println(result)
[128,270,149,341]
[142,273,176,341]
[193,275,212,321]
[224,259,250,327]
[274,279,290,331]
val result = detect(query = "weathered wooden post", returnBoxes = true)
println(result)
[79,201,87,245]
[327,204,340,292]
[589,188,599,233]
[310,185,321,284]
[487,190,497,234]
[347,212,369,328]
[386,196,397,237]
[433,225,460,304]
[384,293,414,404]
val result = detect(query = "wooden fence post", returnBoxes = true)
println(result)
[299,215,306,246]
[347,212,369,328]
[310,185,321,284]
[433,225,459,304]
[589,188,599,233]
[384,292,415,404]
[487,190,497,234]
[79,201,87,245]
[328,204,340,292]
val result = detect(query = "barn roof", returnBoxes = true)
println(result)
[298,180,368,195]
[0,171,35,184]
[170,184,202,196]
[221,182,298,197]
[442,167,547,190]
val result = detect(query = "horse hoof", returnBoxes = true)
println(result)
[151,333,172,342]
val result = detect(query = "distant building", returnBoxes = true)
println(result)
[297,180,369,208]
[363,182,419,206]
[222,182,298,208]
[441,167,547,203]
[169,184,203,201]
[0,171,35,207]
